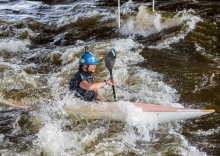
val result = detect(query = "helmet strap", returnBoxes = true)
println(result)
[82,65,90,72]
[86,65,89,72]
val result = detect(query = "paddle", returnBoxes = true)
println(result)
[105,49,117,101]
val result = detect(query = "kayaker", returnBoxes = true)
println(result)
[69,48,115,101]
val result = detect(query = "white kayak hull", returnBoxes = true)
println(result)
[65,102,215,123]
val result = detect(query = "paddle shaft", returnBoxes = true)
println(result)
[105,49,117,101]
[110,73,116,101]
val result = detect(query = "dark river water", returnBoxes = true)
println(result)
[0,0,219,155]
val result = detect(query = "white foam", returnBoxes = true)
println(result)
[120,101,159,142]
[56,9,99,27]
[0,64,38,88]
[0,0,42,11]
[0,134,4,143]
[0,39,30,53]
[55,3,114,28]
[35,122,83,155]
[149,10,203,49]
[120,6,203,49]
[167,129,207,156]
[0,59,45,106]
[120,6,183,37]
[195,43,220,63]
[192,126,220,136]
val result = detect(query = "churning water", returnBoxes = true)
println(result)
[0,0,219,155]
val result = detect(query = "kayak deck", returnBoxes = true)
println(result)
[134,103,215,112]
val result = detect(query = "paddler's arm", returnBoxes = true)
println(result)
[79,78,115,91]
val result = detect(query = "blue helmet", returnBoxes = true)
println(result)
[79,52,99,65]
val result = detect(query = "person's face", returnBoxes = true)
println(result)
[84,64,97,73]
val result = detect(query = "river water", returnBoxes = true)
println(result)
[0,0,219,155]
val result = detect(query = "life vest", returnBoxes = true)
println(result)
[69,70,98,101]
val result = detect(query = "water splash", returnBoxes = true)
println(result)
[0,40,30,53]
[120,6,203,50]
[120,6,183,37]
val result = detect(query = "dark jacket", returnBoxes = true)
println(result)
[69,69,98,101]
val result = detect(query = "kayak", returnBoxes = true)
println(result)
[65,102,215,123]
[1,100,214,123]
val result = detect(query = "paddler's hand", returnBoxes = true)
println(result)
[106,78,116,86]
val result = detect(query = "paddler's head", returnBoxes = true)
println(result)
[79,47,99,73]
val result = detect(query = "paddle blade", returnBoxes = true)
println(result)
[105,49,116,73]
